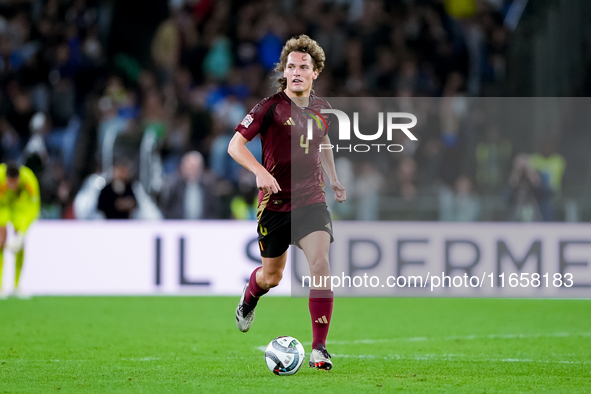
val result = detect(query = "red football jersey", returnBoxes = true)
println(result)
[236,91,331,217]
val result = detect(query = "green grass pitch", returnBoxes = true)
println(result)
[1,297,590,393]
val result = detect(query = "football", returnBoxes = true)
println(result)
[264,336,306,376]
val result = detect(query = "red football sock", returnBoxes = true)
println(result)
[244,267,268,306]
[309,289,334,349]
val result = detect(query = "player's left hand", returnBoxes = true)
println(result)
[331,180,346,203]
[7,232,25,253]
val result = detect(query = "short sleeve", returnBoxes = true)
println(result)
[235,97,274,141]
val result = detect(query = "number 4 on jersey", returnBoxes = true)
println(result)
[300,135,309,154]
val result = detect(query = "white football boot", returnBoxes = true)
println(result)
[235,284,256,332]
[309,344,332,370]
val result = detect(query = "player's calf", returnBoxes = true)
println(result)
[258,271,282,288]
[235,267,270,332]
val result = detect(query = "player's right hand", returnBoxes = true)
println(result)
[256,171,281,194]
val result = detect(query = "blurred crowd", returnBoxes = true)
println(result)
[0,0,579,221]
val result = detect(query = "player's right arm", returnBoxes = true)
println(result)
[230,98,282,195]
[0,166,9,229]
[228,133,281,195]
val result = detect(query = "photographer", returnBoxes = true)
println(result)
[507,154,551,221]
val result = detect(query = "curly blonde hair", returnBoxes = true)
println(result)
[274,34,326,92]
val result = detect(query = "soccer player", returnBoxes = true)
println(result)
[0,162,40,298]
[229,35,346,370]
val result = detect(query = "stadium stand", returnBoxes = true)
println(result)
[0,0,589,221]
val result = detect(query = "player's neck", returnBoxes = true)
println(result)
[284,88,310,108]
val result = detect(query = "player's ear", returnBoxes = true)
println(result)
[313,70,319,80]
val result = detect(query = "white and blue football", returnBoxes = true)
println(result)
[264,336,306,376]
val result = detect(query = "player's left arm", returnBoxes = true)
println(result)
[319,134,346,203]
[16,167,41,233]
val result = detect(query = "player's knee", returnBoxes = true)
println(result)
[262,271,283,288]
[309,257,330,275]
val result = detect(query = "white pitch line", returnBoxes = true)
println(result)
[6,358,161,363]
[120,357,161,361]
[332,354,591,365]
[257,332,591,348]
[314,332,591,346]
[333,353,463,361]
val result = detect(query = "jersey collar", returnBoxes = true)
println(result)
[280,90,315,110]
